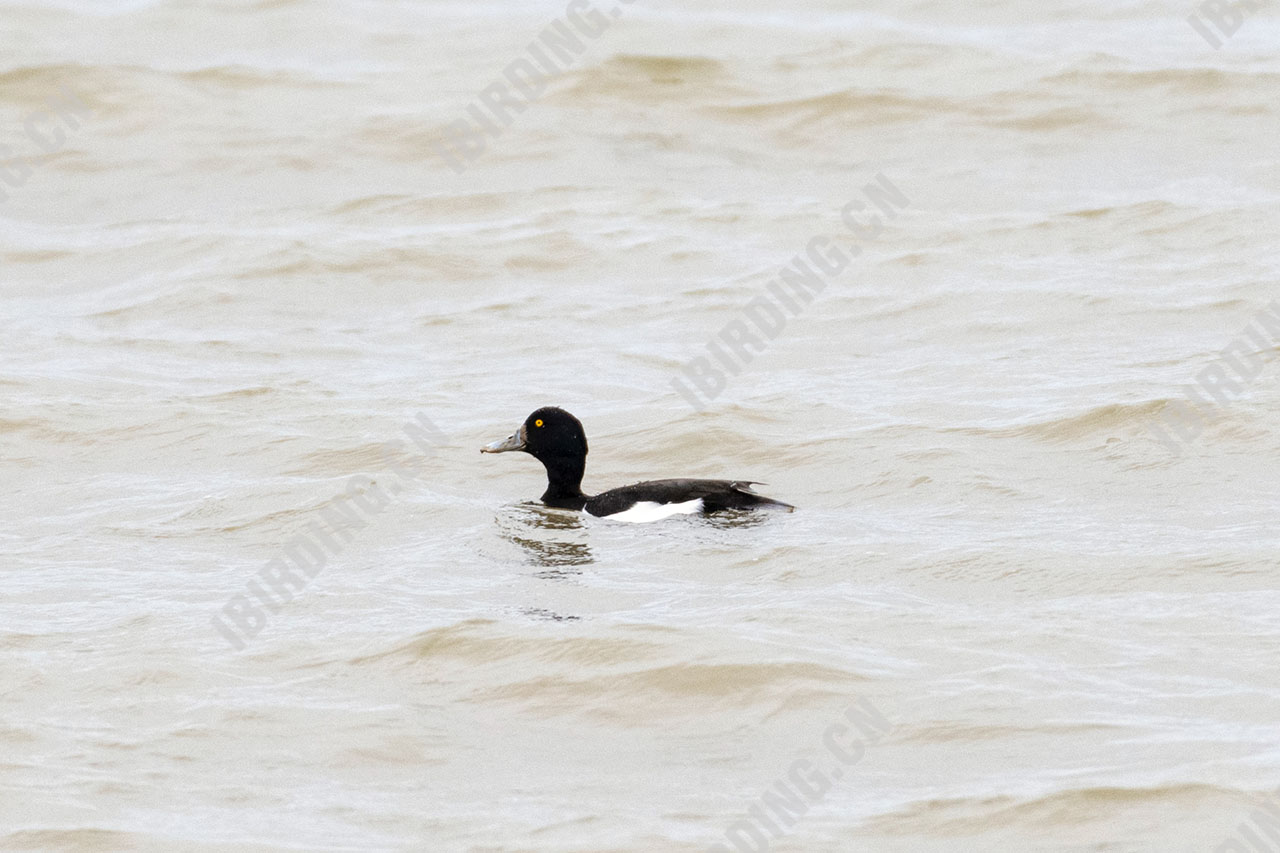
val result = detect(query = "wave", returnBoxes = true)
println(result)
[1043,67,1280,95]
[931,399,1224,445]
[706,89,955,128]
[1,829,151,853]
[0,59,359,105]
[864,782,1248,835]
[557,54,736,103]
[340,621,871,719]
[346,619,665,669]
[1008,400,1170,443]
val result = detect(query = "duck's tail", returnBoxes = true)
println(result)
[730,481,796,512]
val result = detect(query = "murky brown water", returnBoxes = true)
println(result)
[3,1,1280,851]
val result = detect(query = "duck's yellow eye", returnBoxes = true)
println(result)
[535,419,544,427]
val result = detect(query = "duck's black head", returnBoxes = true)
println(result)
[481,407,589,507]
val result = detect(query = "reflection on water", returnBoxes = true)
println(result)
[495,503,777,573]
[520,607,582,623]
[521,504,585,531]
[530,563,588,581]
[704,509,771,530]
[496,502,594,570]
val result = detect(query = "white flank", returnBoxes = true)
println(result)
[603,498,704,523]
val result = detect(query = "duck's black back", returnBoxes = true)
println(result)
[584,479,794,517]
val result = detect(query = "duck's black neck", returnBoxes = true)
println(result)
[538,454,589,510]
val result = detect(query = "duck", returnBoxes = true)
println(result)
[481,406,794,522]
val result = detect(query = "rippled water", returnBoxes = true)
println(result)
[3,1,1280,851]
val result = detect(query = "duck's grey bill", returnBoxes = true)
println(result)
[481,426,526,454]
